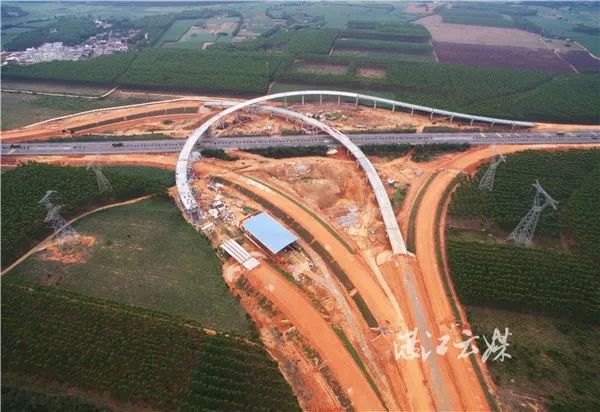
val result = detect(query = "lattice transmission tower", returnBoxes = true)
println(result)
[479,145,506,191]
[87,155,112,192]
[507,180,558,245]
[39,190,80,250]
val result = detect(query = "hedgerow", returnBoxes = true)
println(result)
[245,145,328,158]
[341,27,430,42]
[335,38,432,54]
[411,143,471,162]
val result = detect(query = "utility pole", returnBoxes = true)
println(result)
[507,180,558,245]
[479,145,506,191]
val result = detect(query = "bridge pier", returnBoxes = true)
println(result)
[355,96,359,107]
[337,96,341,106]
[319,94,323,105]
[511,123,515,130]
[373,100,377,109]
[449,116,454,124]
[410,108,414,116]
[284,96,287,106]
[392,104,395,112]
[301,96,305,105]
[429,111,434,120]
[470,119,474,126]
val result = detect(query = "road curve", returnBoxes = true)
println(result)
[176,98,409,254]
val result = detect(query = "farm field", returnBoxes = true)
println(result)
[445,149,600,410]
[161,16,240,49]
[433,42,573,74]
[157,17,205,44]
[416,14,547,49]
[526,14,600,57]
[1,282,297,410]
[557,50,600,73]
[463,72,599,124]
[268,2,418,29]
[6,197,254,335]
[118,49,287,94]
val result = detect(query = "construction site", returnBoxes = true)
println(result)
[2,90,599,412]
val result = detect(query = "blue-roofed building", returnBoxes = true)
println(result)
[241,212,298,255]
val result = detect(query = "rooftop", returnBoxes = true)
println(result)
[242,212,298,254]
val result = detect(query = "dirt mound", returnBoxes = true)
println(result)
[264,160,366,210]
[39,235,96,265]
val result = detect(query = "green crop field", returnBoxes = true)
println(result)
[1,282,297,410]
[118,49,289,94]
[158,18,205,44]
[6,197,254,335]
[467,306,600,411]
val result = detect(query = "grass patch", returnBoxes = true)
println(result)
[406,172,438,253]
[6,197,253,335]
[332,325,386,408]
[0,93,153,130]
[392,186,408,209]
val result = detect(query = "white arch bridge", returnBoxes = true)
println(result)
[176,90,534,255]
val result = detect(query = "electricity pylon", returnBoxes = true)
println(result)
[44,205,80,248]
[39,191,79,250]
[507,180,558,245]
[87,155,112,192]
[479,145,506,191]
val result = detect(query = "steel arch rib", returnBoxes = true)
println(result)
[177,90,532,255]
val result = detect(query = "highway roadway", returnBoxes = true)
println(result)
[2,130,599,156]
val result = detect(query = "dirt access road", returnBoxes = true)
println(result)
[244,263,384,410]
[197,163,459,411]
[411,143,600,410]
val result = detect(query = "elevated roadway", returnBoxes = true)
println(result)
[3,130,598,156]
[175,97,410,254]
